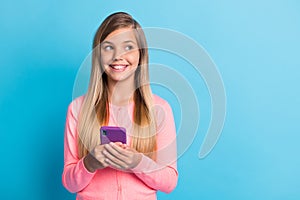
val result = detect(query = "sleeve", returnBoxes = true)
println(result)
[62,99,96,193]
[131,100,178,193]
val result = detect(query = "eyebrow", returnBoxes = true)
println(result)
[123,40,136,44]
[101,40,137,45]
[101,41,113,45]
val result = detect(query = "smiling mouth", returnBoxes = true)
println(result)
[109,64,128,71]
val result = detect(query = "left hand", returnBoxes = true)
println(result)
[103,142,142,170]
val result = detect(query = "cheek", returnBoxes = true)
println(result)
[100,52,113,65]
[127,51,140,66]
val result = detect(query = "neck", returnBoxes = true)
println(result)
[107,79,135,106]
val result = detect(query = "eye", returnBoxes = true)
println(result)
[103,45,113,51]
[125,45,134,51]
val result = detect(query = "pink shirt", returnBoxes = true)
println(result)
[62,95,178,200]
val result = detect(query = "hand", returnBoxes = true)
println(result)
[103,142,142,170]
[83,144,109,173]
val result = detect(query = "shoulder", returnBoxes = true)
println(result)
[152,94,171,107]
[152,94,176,133]
[70,95,85,106]
[152,94,174,118]
[67,95,85,119]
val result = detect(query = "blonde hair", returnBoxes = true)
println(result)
[77,12,157,159]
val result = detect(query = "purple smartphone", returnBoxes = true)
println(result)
[100,126,126,144]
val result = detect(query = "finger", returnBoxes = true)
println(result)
[104,158,121,169]
[102,149,124,163]
[105,143,129,158]
[103,150,128,169]
[101,160,109,168]
[105,157,127,170]
[114,142,123,147]
[97,159,108,168]
[114,142,127,149]
[93,145,106,156]
[94,153,109,166]
[108,142,131,157]
[125,146,138,153]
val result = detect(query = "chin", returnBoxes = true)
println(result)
[106,68,137,83]
[107,73,134,83]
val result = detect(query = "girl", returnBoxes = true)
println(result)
[62,12,178,200]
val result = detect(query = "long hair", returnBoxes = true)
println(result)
[77,12,156,159]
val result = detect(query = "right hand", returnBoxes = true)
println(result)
[83,144,109,173]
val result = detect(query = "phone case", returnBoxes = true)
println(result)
[100,126,127,144]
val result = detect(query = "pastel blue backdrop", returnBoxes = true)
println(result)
[1,0,299,199]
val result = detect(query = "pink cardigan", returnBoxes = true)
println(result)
[62,95,178,200]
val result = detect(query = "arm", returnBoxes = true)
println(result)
[131,101,178,193]
[131,154,178,193]
[62,99,96,193]
[101,99,178,193]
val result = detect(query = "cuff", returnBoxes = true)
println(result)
[131,154,161,174]
[78,157,97,176]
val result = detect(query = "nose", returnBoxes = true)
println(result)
[113,47,125,61]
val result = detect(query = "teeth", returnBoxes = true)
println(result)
[111,65,126,70]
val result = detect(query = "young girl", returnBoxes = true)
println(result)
[62,12,178,200]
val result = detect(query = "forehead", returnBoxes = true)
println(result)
[103,28,137,43]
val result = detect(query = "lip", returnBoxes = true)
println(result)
[109,64,128,72]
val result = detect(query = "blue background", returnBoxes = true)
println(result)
[1,0,300,199]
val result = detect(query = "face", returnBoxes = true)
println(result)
[100,28,140,84]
